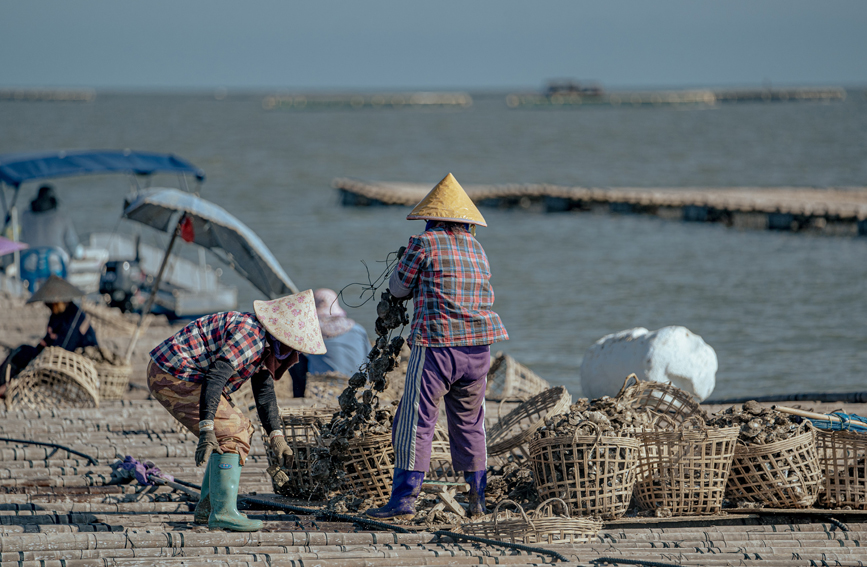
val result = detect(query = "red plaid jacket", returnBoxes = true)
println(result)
[150,311,266,394]
[394,225,508,347]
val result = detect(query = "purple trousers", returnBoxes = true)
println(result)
[392,344,490,473]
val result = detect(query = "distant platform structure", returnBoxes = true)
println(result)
[263,92,472,110]
[334,178,867,236]
[0,88,96,102]
[506,87,846,108]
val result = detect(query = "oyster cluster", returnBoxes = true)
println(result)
[485,461,540,509]
[536,396,655,438]
[323,289,409,440]
[706,400,804,445]
[310,287,410,493]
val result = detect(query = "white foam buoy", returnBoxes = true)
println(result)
[579,326,717,401]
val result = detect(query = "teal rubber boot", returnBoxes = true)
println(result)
[193,462,211,524]
[207,453,263,532]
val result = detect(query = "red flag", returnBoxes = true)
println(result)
[179,215,195,243]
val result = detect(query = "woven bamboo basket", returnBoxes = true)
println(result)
[6,347,100,410]
[485,352,550,401]
[530,426,640,519]
[634,421,739,515]
[817,429,867,509]
[726,424,822,508]
[262,407,336,498]
[343,433,396,503]
[617,374,703,425]
[429,423,459,482]
[487,386,572,461]
[461,498,602,545]
[94,361,132,401]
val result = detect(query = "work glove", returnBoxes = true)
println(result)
[195,430,223,467]
[271,435,293,468]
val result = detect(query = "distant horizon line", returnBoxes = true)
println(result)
[1,81,865,95]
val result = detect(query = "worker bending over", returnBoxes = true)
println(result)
[147,290,325,532]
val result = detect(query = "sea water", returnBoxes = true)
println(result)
[1,91,865,398]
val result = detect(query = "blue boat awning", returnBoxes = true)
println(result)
[0,150,205,187]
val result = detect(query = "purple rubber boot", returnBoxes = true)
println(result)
[366,468,425,520]
[464,470,488,518]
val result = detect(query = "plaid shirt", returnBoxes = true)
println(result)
[150,311,266,395]
[395,225,508,347]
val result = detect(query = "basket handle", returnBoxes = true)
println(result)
[492,499,535,532]
[534,497,572,519]
[616,373,639,398]
[572,419,603,448]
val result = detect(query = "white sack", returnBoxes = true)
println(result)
[579,326,717,401]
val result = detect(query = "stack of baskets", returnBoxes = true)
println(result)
[5,347,100,410]
[462,498,602,545]
[487,386,572,463]
[485,352,550,401]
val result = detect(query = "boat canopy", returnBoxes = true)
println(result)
[123,187,299,299]
[0,150,205,188]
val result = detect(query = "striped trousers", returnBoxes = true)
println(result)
[392,344,490,473]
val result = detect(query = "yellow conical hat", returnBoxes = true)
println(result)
[406,173,487,227]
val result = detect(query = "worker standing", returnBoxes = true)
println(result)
[367,173,508,520]
[147,289,326,532]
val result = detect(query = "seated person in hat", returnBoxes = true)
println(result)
[287,288,371,397]
[147,289,326,532]
[366,173,508,521]
[20,184,82,261]
[0,275,98,397]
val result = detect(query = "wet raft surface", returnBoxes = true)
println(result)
[2,401,867,566]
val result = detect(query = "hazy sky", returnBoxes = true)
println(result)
[2,1,865,90]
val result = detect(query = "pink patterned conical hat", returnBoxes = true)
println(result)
[253,289,326,355]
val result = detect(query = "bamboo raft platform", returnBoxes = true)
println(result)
[263,92,473,111]
[506,87,846,108]
[1,400,866,566]
[335,178,867,236]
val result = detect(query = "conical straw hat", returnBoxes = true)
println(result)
[253,289,327,355]
[26,275,86,304]
[407,173,487,227]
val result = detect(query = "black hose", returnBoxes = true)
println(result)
[706,392,867,405]
[824,516,849,532]
[240,496,411,533]
[239,495,569,562]
[0,437,98,465]
[170,477,202,490]
[590,558,685,567]
[433,529,570,563]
